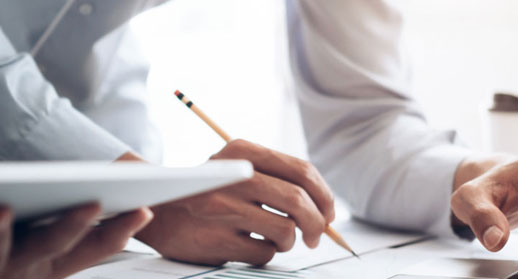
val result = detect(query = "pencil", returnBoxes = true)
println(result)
[173,90,360,259]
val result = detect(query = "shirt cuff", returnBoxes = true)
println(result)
[6,98,131,161]
[0,28,17,62]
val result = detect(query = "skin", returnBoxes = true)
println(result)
[121,140,518,265]
[130,139,335,266]
[452,154,518,252]
[0,204,152,279]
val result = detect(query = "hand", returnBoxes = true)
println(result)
[0,204,152,279]
[135,139,335,266]
[451,154,518,252]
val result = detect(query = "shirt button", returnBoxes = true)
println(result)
[79,3,94,16]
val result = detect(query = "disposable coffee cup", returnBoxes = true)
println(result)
[487,92,518,155]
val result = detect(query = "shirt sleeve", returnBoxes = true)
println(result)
[79,26,163,163]
[0,28,131,161]
[286,0,473,238]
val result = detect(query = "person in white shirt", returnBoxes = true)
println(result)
[0,0,516,277]
[283,0,515,252]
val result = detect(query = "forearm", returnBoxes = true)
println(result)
[288,0,472,236]
[0,29,131,161]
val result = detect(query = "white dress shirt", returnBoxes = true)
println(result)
[0,0,164,162]
[0,0,472,237]
[286,0,472,237]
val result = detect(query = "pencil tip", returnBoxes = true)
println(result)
[352,251,361,260]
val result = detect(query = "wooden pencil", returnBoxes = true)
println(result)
[173,90,360,259]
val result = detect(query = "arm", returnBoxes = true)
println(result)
[288,0,518,252]
[0,28,131,161]
[286,0,472,237]
[79,26,162,163]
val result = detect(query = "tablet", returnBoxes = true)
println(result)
[0,160,253,220]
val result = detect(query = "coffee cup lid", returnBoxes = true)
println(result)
[490,92,518,112]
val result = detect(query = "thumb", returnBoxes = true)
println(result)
[470,203,509,251]
[452,190,509,251]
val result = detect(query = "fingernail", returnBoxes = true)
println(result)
[483,226,504,249]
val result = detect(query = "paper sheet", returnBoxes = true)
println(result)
[402,258,518,278]
[310,249,434,279]
[71,257,215,279]
[72,220,427,277]
[189,266,315,279]
[308,234,518,279]
[266,219,427,271]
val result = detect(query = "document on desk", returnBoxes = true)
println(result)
[72,257,216,279]
[72,258,320,279]
[402,258,518,279]
[189,266,315,279]
[72,220,427,278]
[266,219,427,271]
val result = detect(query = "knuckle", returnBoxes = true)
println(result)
[471,204,494,218]
[298,160,316,180]
[213,139,249,159]
[200,193,236,216]
[279,219,296,236]
[450,192,463,213]
[288,187,309,210]
[227,139,249,153]
[451,184,476,207]
[277,220,296,252]
[253,246,276,266]
[301,161,321,184]
[248,173,264,188]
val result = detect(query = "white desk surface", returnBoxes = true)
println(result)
[71,230,518,279]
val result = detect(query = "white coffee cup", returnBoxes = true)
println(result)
[487,92,518,155]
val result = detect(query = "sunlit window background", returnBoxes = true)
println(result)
[130,0,518,167]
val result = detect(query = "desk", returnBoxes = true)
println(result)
[72,230,518,279]
[311,233,518,278]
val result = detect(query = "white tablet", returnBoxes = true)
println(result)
[0,160,253,220]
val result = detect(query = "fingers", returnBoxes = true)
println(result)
[225,234,276,266]
[214,139,335,224]
[228,173,325,248]
[53,207,153,277]
[11,203,101,267]
[0,206,12,271]
[184,229,276,266]
[451,185,510,252]
[234,202,296,252]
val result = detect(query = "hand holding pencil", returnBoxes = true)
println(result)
[173,90,359,258]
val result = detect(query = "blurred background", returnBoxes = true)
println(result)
[129,0,518,167]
